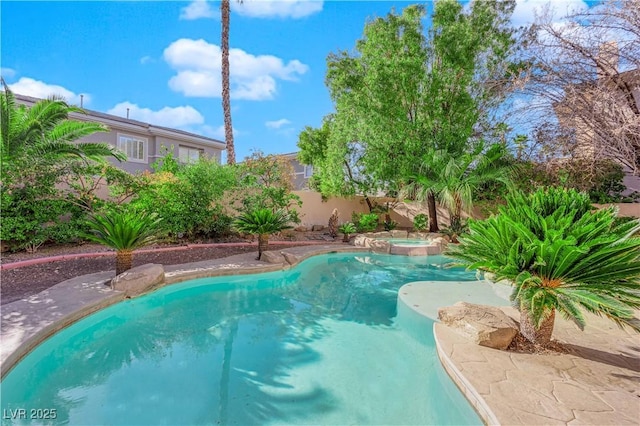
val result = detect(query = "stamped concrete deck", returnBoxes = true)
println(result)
[399,281,640,425]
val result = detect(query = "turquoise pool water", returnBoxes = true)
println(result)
[1,253,481,425]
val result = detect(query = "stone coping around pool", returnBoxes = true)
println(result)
[0,244,368,378]
[353,230,448,256]
[399,282,640,425]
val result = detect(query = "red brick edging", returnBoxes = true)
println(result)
[0,241,336,271]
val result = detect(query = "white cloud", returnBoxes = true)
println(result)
[232,0,323,19]
[8,77,89,105]
[511,0,589,27]
[163,38,308,100]
[1,67,16,78]
[265,118,291,129]
[140,55,154,65]
[200,124,226,139]
[180,0,215,20]
[107,101,205,128]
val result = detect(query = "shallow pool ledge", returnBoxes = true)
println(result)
[398,282,640,426]
[397,280,505,425]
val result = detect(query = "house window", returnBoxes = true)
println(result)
[179,146,202,164]
[304,165,313,178]
[118,135,147,163]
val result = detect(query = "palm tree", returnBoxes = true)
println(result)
[83,210,163,275]
[402,142,511,239]
[1,80,126,165]
[447,187,640,346]
[234,208,292,260]
[220,0,235,165]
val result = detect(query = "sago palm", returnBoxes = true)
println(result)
[1,80,126,165]
[447,187,640,346]
[234,208,292,260]
[83,210,163,275]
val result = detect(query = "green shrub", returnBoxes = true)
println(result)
[441,219,469,243]
[352,212,379,232]
[130,157,238,239]
[413,213,429,231]
[384,218,398,231]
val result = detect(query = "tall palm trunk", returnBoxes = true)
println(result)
[452,194,462,227]
[115,249,133,276]
[221,0,235,165]
[257,234,268,260]
[427,191,439,232]
[520,308,555,346]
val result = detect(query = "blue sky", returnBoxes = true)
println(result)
[1,0,592,162]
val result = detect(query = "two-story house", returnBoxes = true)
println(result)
[15,93,226,173]
[279,152,314,190]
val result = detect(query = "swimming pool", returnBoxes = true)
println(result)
[1,253,482,425]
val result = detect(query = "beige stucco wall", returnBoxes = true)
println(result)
[292,191,461,229]
[293,191,371,227]
[594,203,640,217]
[293,192,495,229]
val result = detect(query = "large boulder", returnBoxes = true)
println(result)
[353,235,370,248]
[111,263,165,298]
[261,250,286,264]
[369,239,391,254]
[438,302,518,350]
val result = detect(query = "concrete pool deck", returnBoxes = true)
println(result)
[2,246,639,425]
[399,281,640,425]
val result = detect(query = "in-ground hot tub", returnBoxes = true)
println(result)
[353,231,448,256]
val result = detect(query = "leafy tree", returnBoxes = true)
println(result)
[235,151,302,222]
[83,209,163,275]
[299,0,524,228]
[298,118,381,211]
[233,208,292,260]
[447,187,640,346]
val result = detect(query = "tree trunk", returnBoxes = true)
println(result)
[221,0,235,165]
[520,308,555,346]
[115,249,133,276]
[257,234,268,260]
[363,195,374,212]
[427,192,439,232]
